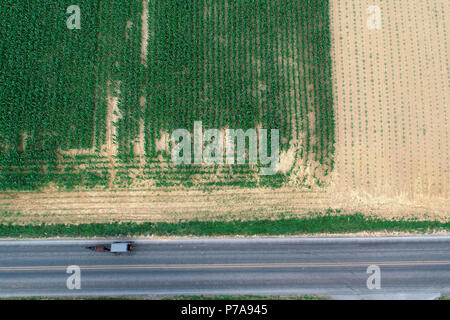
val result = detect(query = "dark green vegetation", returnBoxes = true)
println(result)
[1,212,448,238]
[0,0,334,190]
[0,1,100,151]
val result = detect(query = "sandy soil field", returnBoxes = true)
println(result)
[330,0,450,206]
[0,186,448,225]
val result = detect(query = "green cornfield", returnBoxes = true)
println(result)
[0,0,334,190]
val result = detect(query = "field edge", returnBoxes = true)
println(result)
[1,212,449,238]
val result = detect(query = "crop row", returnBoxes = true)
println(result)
[0,0,334,189]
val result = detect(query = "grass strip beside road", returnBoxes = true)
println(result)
[0,213,449,238]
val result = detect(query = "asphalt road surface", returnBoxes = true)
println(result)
[0,236,449,299]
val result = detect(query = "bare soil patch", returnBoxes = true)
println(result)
[330,0,450,207]
[0,187,448,225]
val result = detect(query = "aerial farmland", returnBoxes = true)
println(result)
[0,0,449,228]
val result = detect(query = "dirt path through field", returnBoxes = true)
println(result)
[140,0,149,67]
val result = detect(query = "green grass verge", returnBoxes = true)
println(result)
[0,212,448,238]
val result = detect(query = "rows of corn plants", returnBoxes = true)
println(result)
[0,0,103,189]
[0,0,334,190]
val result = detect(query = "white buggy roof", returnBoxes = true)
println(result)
[110,242,129,252]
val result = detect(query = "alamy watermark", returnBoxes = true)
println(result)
[366,265,381,290]
[171,121,280,176]
[66,265,81,290]
[367,5,382,30]
[67,5,81,30]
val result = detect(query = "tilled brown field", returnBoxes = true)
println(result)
[0,188,331,225]
[330,0,450,203]
[1,187,448,225]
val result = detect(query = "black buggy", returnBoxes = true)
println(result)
[86,242,134,254]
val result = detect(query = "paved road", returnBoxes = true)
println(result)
[0,236,449,299]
